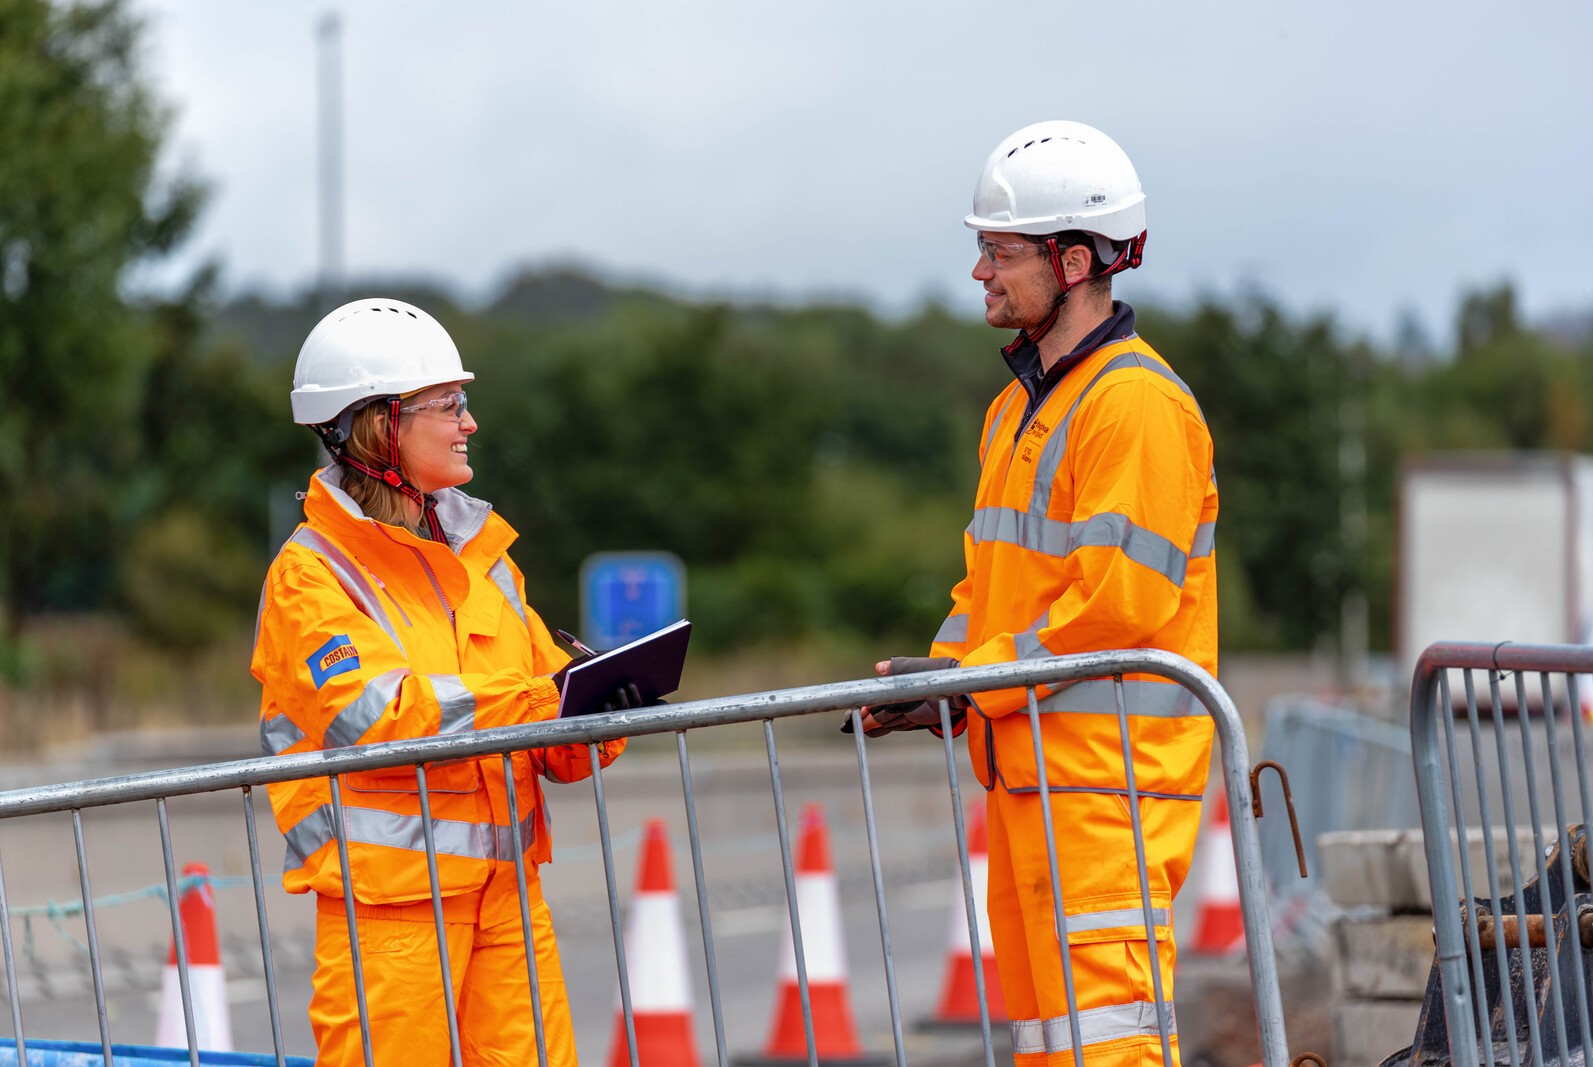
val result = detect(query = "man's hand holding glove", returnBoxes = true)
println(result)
[843,656,970,738]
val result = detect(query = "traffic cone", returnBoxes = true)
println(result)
[1189,791,1246,955]
[608,820,700,1067]
[737,804,886,1067]
[155,862,233,1050]
[919,800,1005,1028]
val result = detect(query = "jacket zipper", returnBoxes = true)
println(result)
[408,546,455,626]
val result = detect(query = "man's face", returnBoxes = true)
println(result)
[971,232,1059,331]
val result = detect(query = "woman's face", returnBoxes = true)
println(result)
[396,380,477,493]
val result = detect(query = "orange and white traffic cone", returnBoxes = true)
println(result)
[1189,791,1246,955]
[608,820,701,1067]
[737,804,886,1067]
[919,800,1005,1028]
[155,862,233,1050]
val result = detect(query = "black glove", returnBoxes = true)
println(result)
[549,654,593,693]
[843,657,969,737]
[601,681,645,714]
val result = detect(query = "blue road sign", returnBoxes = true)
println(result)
[579,552,687,650]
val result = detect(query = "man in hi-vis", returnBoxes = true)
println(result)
[859,121,1217,1067]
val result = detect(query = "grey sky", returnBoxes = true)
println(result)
[138,0,1593,343]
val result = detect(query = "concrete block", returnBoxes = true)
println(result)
[1318,827,1542,912]
[1332,913,1436,999]
[1333,998,1423,1067]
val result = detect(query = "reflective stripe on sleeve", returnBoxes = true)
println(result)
[432,675,478,736]
[969,507,1192,587]
[282,802,536,872]
[1009,1000,1175,1055]
[1191,521,1216,558]
[935,613,970,644]
[486,558,529,630]
[289,529,408,655]
[323,669,410,748]
[261,713,307,756]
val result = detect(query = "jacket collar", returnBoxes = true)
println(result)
[307,465,502,557]
[1003,301,1138,407]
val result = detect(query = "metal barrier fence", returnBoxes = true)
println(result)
[1258,697,1421,902]
[0,650,1293,1067]
[1407,642,1593,1067]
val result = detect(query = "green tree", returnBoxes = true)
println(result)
[0,0,203,634]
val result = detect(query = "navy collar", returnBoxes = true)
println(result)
[1003,301,1137,408]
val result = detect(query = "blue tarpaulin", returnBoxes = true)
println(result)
[0,1041,313,1066]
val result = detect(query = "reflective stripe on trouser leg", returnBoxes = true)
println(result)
[309,867,574,1067]
[987,788,1185,1067]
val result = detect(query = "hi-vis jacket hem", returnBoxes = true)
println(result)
[252,466,623,905]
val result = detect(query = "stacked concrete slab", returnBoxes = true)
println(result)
[1319,826,1537,1067]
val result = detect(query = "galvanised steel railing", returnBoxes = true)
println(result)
[0,650,1291,1067]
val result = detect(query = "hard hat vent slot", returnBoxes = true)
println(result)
[1007,136,1053,158]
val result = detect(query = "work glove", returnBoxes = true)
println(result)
[842,657,969,738]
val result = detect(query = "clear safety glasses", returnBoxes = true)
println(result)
[398,390,469,422]
[975,234,1041,268]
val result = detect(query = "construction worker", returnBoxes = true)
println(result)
[253,297,636,1066]
[858,122,1218,1066]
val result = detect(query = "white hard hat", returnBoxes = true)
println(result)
[964,120,1146,242]
[291,298,474,426]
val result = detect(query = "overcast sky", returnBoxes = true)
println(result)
[135,0,1593,344]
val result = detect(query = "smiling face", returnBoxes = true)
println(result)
[396,380,476,493]
[971,232,1097,332]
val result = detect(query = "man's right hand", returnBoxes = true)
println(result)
[843,656,969,737]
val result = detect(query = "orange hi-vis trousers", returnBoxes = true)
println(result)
[309,864,574,1067]
[987,788,1188,1067]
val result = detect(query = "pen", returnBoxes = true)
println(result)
[555,628,599,658]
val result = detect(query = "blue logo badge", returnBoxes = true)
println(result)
[308,635,361,689]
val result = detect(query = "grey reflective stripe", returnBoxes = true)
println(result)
[261,713,306,756]
[283,803,532,872]
[1029,350,1201,517]
[289,528,408,656]
[984,391,1020,461]
[282,805,335,870]
[970,507,1192,587]
[1011,609,1050,661]
[1035,679,1201,717]
[1004,784,1205,801]
[935,613,969,644]
[487,558,529,630]
[1191,521,1215,558]
[1062,907,1171,935]
[492,811,538,860]
[324,669,410,748]
[1010,1000,1175,1054]
[432,675,478,736]
[1030,353,1143,516]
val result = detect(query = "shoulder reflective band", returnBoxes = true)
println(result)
[1029,350,1202,518]
[984,390,1022,462]
[487,558,529,630]
[289,528,408,656]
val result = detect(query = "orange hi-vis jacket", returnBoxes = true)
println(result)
[252,466,621,903]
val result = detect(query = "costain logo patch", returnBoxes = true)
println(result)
[308,635,360,689]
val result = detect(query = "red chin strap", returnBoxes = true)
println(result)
[1015,229,1147,348]
[337,397,447,543]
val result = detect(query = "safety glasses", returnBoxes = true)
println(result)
[975,234,1041,268]
[398,390,469,422]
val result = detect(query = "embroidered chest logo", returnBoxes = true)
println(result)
[1017,418,1051,464]
[308,635,361,689]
